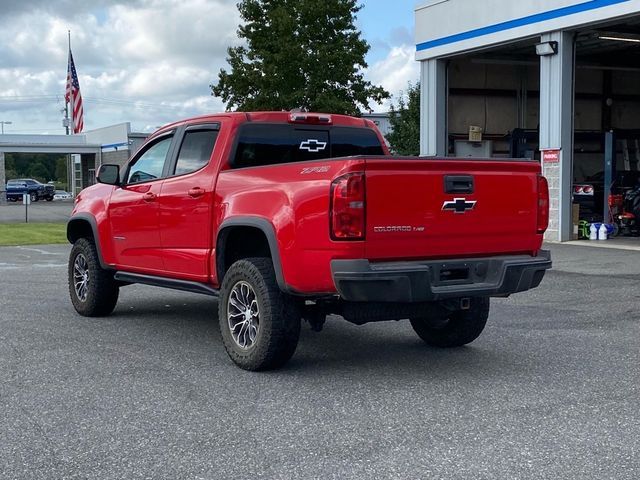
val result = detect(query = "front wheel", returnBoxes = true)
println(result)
[218,258,301,371]
[30,192,37,202]
[410,297,490,348]
[68,238,119,317]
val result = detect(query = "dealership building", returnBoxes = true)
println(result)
[416,0,640,241]
[0,123,147,201]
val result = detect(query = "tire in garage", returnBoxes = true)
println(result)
[410,297,490,348]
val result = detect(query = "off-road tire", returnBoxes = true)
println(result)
[68,238,119,317]
[218,258,301,371]
[410,297,490,348]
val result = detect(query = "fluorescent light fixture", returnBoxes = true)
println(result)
[535,41,558,56]
[598,34,640,43]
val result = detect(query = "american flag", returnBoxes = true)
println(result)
[65,49,84,134]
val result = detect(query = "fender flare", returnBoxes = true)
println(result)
[67,213,109,270]
[217,217,291,293]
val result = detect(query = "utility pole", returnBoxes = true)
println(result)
[0,122,8,205]
[0,151,6,206]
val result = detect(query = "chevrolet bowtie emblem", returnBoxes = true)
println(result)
[299,139,327,153]
[442,198,477,214]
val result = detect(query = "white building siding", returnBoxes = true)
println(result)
[415,0,640,60]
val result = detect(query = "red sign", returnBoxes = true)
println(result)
[542,149,560,164]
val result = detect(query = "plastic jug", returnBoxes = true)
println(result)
[589,224,598,240]
[598,223,608,241]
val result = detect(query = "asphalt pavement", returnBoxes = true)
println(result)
[0,201,74,223]
[0,243,638,479]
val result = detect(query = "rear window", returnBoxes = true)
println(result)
[232,124,384,169]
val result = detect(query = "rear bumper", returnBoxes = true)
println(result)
[331,250,551,302]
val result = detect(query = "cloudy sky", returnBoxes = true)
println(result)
[0,0,419,135]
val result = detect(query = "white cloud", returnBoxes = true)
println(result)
[0,1,416,133]
[0,0,239,133]
[366,44,420,112]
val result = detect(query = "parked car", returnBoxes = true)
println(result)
[53,190,72,201]
[67,111,551,371]
[6,178,55,202]
[573,170,640,220]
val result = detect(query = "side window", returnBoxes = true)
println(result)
[127,136,172,184]
[173,129,219,176]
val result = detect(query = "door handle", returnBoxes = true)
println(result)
[444,175,474,194]
[188,187,205,198]
[143,192,157,202]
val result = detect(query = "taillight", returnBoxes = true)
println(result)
[330,173,365,240]
[574,184,594,196]
[537,175,549,234]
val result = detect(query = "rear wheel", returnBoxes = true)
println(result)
[218,257,301,371]
[30,192,37,202]
[68,238,119,317]
[410,297,490,348]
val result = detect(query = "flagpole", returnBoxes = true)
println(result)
[68,30,75,135]
[66,30,75,197]
[64,30,70,136]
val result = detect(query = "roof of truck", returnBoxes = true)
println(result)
[152,111,377,138]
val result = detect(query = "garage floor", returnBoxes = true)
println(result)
[569,237,640,252]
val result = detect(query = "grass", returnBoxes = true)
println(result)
[0,223,68,246]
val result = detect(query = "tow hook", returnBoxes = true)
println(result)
[460,298,471,310]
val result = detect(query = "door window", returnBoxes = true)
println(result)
[127,136,173,184]
[173,129,219,176]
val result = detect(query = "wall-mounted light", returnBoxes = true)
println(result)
[535,41,559,56]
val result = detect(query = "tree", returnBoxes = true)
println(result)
[55,157,68,182]
[212,0,389,115]
[28,162,50,182]
[386,82,421,156]
[5,153,67,182]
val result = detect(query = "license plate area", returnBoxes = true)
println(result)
[435,263,472,285]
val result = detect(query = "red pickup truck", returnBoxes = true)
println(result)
[67,111,551,370]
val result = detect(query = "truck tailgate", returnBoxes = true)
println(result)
[364,158,543,260]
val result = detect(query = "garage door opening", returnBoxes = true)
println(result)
[446,38,541,161]
[572,19,640,247]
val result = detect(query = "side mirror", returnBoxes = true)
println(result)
[97,164,121,186]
